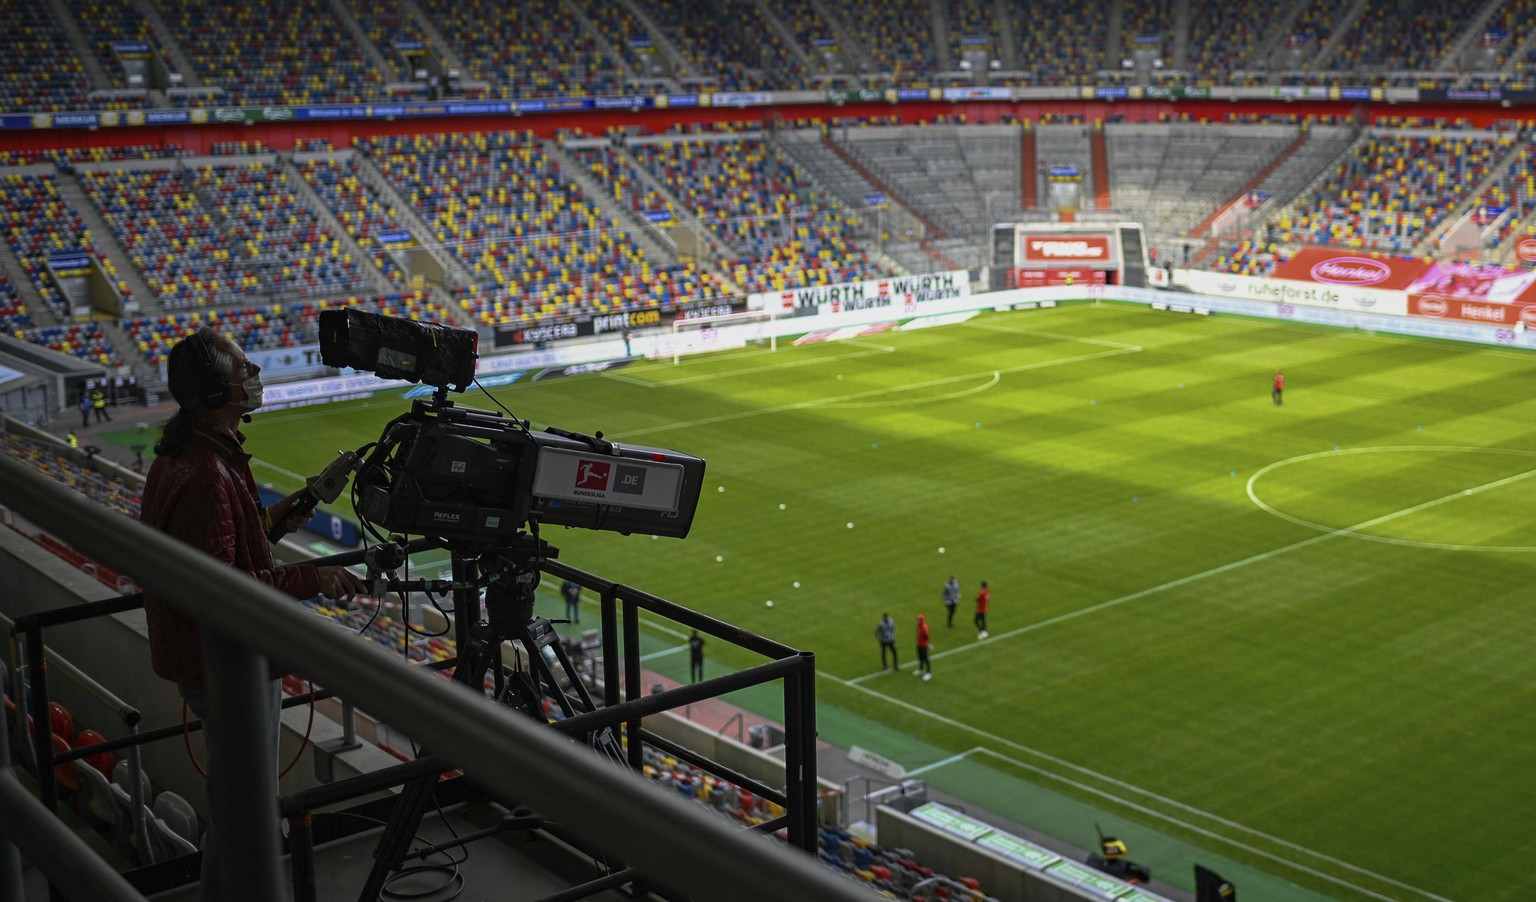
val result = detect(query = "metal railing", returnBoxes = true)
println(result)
[0,453,872,902]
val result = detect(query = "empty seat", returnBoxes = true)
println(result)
[153,789,201,848]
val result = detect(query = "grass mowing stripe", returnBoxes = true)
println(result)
[603,340,898,387]
[209,305,1536,900]
[607,345,1142,440]
[824,678,1457,902]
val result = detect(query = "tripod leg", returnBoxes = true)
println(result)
[357,624,500,902]
[356,773,437,902]
[522,623,625,765]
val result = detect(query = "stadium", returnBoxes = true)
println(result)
[1,1,1535,900]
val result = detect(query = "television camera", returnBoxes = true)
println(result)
[317,307,706,547]
[316,308,708,899]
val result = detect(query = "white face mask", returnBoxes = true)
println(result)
[233,373,264,411]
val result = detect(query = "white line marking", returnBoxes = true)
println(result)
[961,320,1144,350]
[850,452,1536,683]
[604,341,897,387]
[1246,446,1536,552]
[824,679,1457,902]
[816,371,1002,409]
[609,346,1141,440]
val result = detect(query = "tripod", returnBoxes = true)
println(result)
[358,537,620,902]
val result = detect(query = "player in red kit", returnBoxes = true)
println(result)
[914,614,932,680]
[1272,370,1284,406]
[974,581,990,639]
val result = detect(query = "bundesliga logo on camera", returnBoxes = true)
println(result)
[575,460,647,495]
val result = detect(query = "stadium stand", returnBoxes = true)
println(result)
[1274,130,1505,251]
[1475,139,1536,258]
[0,4,94,113]
[769,0,859,82]
[630,0,808,91]
[414,0,622,99]
[1119,0,1174,68]
[1107,124,1298,246]
[1185,0,1292,83]
[0,1,1532,115]
[0,433,141,517]
[82,166,253,309]
[63,0,171,93]
[188,159,372,298]
[1330,0,1463,72]
[581,0,670,82]
[625,130,881,293]
[1211,240,1292,276]
[81,158,377,310]
[363,131,719,322]
[294,155,409,285]
[334,0,426,84]
[945,0,1001,76]
[152,0,382,105]
[15,322,122,368]
[821,0,938,85]
[1010,0,1107,86]
[0,169,98,319]
[0,275,26,331]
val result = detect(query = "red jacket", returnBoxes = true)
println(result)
[140,420,319,689]
[916,616,931,649]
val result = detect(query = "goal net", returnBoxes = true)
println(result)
[670,308,780,364]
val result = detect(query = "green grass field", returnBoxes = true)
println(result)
[225,302,1536,901]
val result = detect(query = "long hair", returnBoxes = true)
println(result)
[153,328,233,458]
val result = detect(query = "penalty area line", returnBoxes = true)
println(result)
[824,677,1454,902]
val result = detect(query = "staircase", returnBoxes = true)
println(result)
[1410,135,1525,257]
[930,0,954,72]
[47,4,112,90]
[349,152,477,289]
[1308,0,1371,71]
[1090,128,1111,211]
[1435,0,1506,71]
[1170,0,1192,71]
[617,0,694,82]
[748,0,819,82]
[276,155,394,296]
[0,243,59,325]
[1102,0,1126,75]
[133,0,202,87]
[1020,127,1037,210]
[993,0,1020,71]
[325,0,397,85]
[540,141,679,266]
[57,172,158,313]
[1188,129,1309,237]
[400,0,474,80]
[824,140,947,239]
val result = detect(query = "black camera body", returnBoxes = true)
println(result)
[324,309,705,544]
[357,400,704,543]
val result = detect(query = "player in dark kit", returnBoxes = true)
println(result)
[1272,370,1284,406]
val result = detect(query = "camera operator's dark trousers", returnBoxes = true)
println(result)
[879,641,898,670]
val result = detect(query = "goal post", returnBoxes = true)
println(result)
[670,308,780,364]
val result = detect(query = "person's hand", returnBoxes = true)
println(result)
[316,565,368,600]
[266,490,315,537]
[281,508,312,534]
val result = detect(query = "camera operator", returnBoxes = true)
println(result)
[140,327,365,901]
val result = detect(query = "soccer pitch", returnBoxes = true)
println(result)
[238,302,1536,901]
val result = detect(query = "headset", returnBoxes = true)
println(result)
[187,328,231,410]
